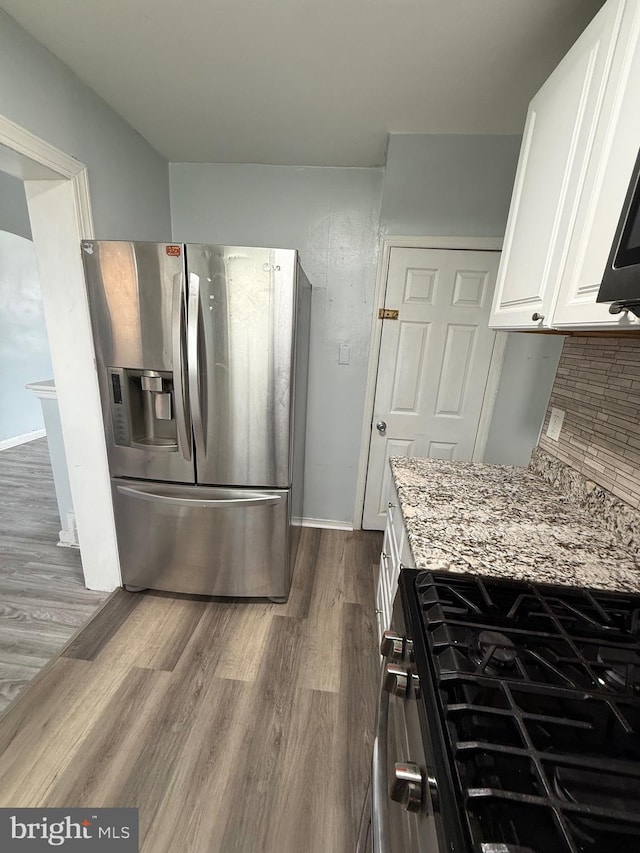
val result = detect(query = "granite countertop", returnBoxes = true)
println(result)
[390,456,640,593]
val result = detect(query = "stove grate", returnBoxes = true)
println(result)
[414,572,640,853]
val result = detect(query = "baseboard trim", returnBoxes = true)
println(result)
[0,429,46,451]
[297,517,354,531]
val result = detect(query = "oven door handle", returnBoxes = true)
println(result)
[371,661,391,853]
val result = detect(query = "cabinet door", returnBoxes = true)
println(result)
[553,2,640,329]
[386,502,401,566]
[489,0,627,331]
[376,546,390,643]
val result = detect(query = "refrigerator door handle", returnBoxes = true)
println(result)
[187,271,206,461]
[115,484,283,508]
[172,272,192,461]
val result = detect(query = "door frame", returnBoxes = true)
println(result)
[354,236,507,530]
[0,113,121,590]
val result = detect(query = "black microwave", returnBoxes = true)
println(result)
[597,145,640,315]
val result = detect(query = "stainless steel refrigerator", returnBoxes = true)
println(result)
[81,241,311,601]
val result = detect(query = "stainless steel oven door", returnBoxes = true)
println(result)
[360,591,442,853]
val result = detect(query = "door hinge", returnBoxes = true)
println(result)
[378,308,399,320]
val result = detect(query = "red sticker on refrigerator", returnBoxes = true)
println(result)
[166,245,181,256]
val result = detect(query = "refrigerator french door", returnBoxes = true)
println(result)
[81,241,310,599]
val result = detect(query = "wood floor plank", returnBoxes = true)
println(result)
[0,599,95,629]
[344,529,383,607]
[0,661,42,709]
[0,621,80,673]
[170,599,239,680]
[215,615,308,853]
[138,676,248,853]
[0,595,104,624]
[278,525,321,619]
[0,658,132,805]
[0,615,75,641]
[213,601,274,682]
[95,591,209,671]
[0,657,82,754]
[63,589,142,661]
[263,688,344,853]
[43,666,173,809]
[6,570,96,593]
[20,554,96,573]
[297,528,346,693]
[0,644,50,671]
[336,602,379,849]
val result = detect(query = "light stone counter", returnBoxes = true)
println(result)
[390,455,640,593]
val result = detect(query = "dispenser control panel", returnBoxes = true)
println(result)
[109,368,131,446]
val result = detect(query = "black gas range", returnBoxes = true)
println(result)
[367,569,640,853]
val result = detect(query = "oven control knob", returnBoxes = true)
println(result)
[383,663,408,696]
[390,762,422,812]
[380,630,404,660]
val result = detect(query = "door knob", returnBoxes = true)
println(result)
[376,420,387,435]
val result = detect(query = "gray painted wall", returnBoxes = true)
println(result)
[0,9,171,240]
[382,133,563,467]
[0,172,31,239]
[0,230,51,440]
[170,163,384,523]
[483,333,565,466]
[380,134,522,237]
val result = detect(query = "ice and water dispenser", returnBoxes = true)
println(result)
[108,367,178,450]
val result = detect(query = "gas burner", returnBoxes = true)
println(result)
[469,630,517,674]
[595,646,640,692]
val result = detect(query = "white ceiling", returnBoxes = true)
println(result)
[0,0,604,167]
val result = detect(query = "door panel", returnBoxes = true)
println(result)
[391,323,430,412]
[112,478,290,597]
[83,241,181,370]
[435,324,476,415]
[81,241,195,484]
[363,247,500,530]
[186,245,297,488]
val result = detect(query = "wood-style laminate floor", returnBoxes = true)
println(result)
[0,438,107,713]
[0,526,382,853]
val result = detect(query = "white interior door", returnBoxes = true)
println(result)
[362,247,501,530]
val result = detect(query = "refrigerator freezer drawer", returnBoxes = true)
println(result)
[112,479,291,598]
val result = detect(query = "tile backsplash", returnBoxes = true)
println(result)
[538,335,640,510]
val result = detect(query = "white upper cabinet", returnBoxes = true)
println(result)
[554,2,640,329]
[489,0,631,331]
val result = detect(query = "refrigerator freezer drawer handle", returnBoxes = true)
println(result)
[172,272,191,461]
[187,272,206,460]
[115,485,283,508]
